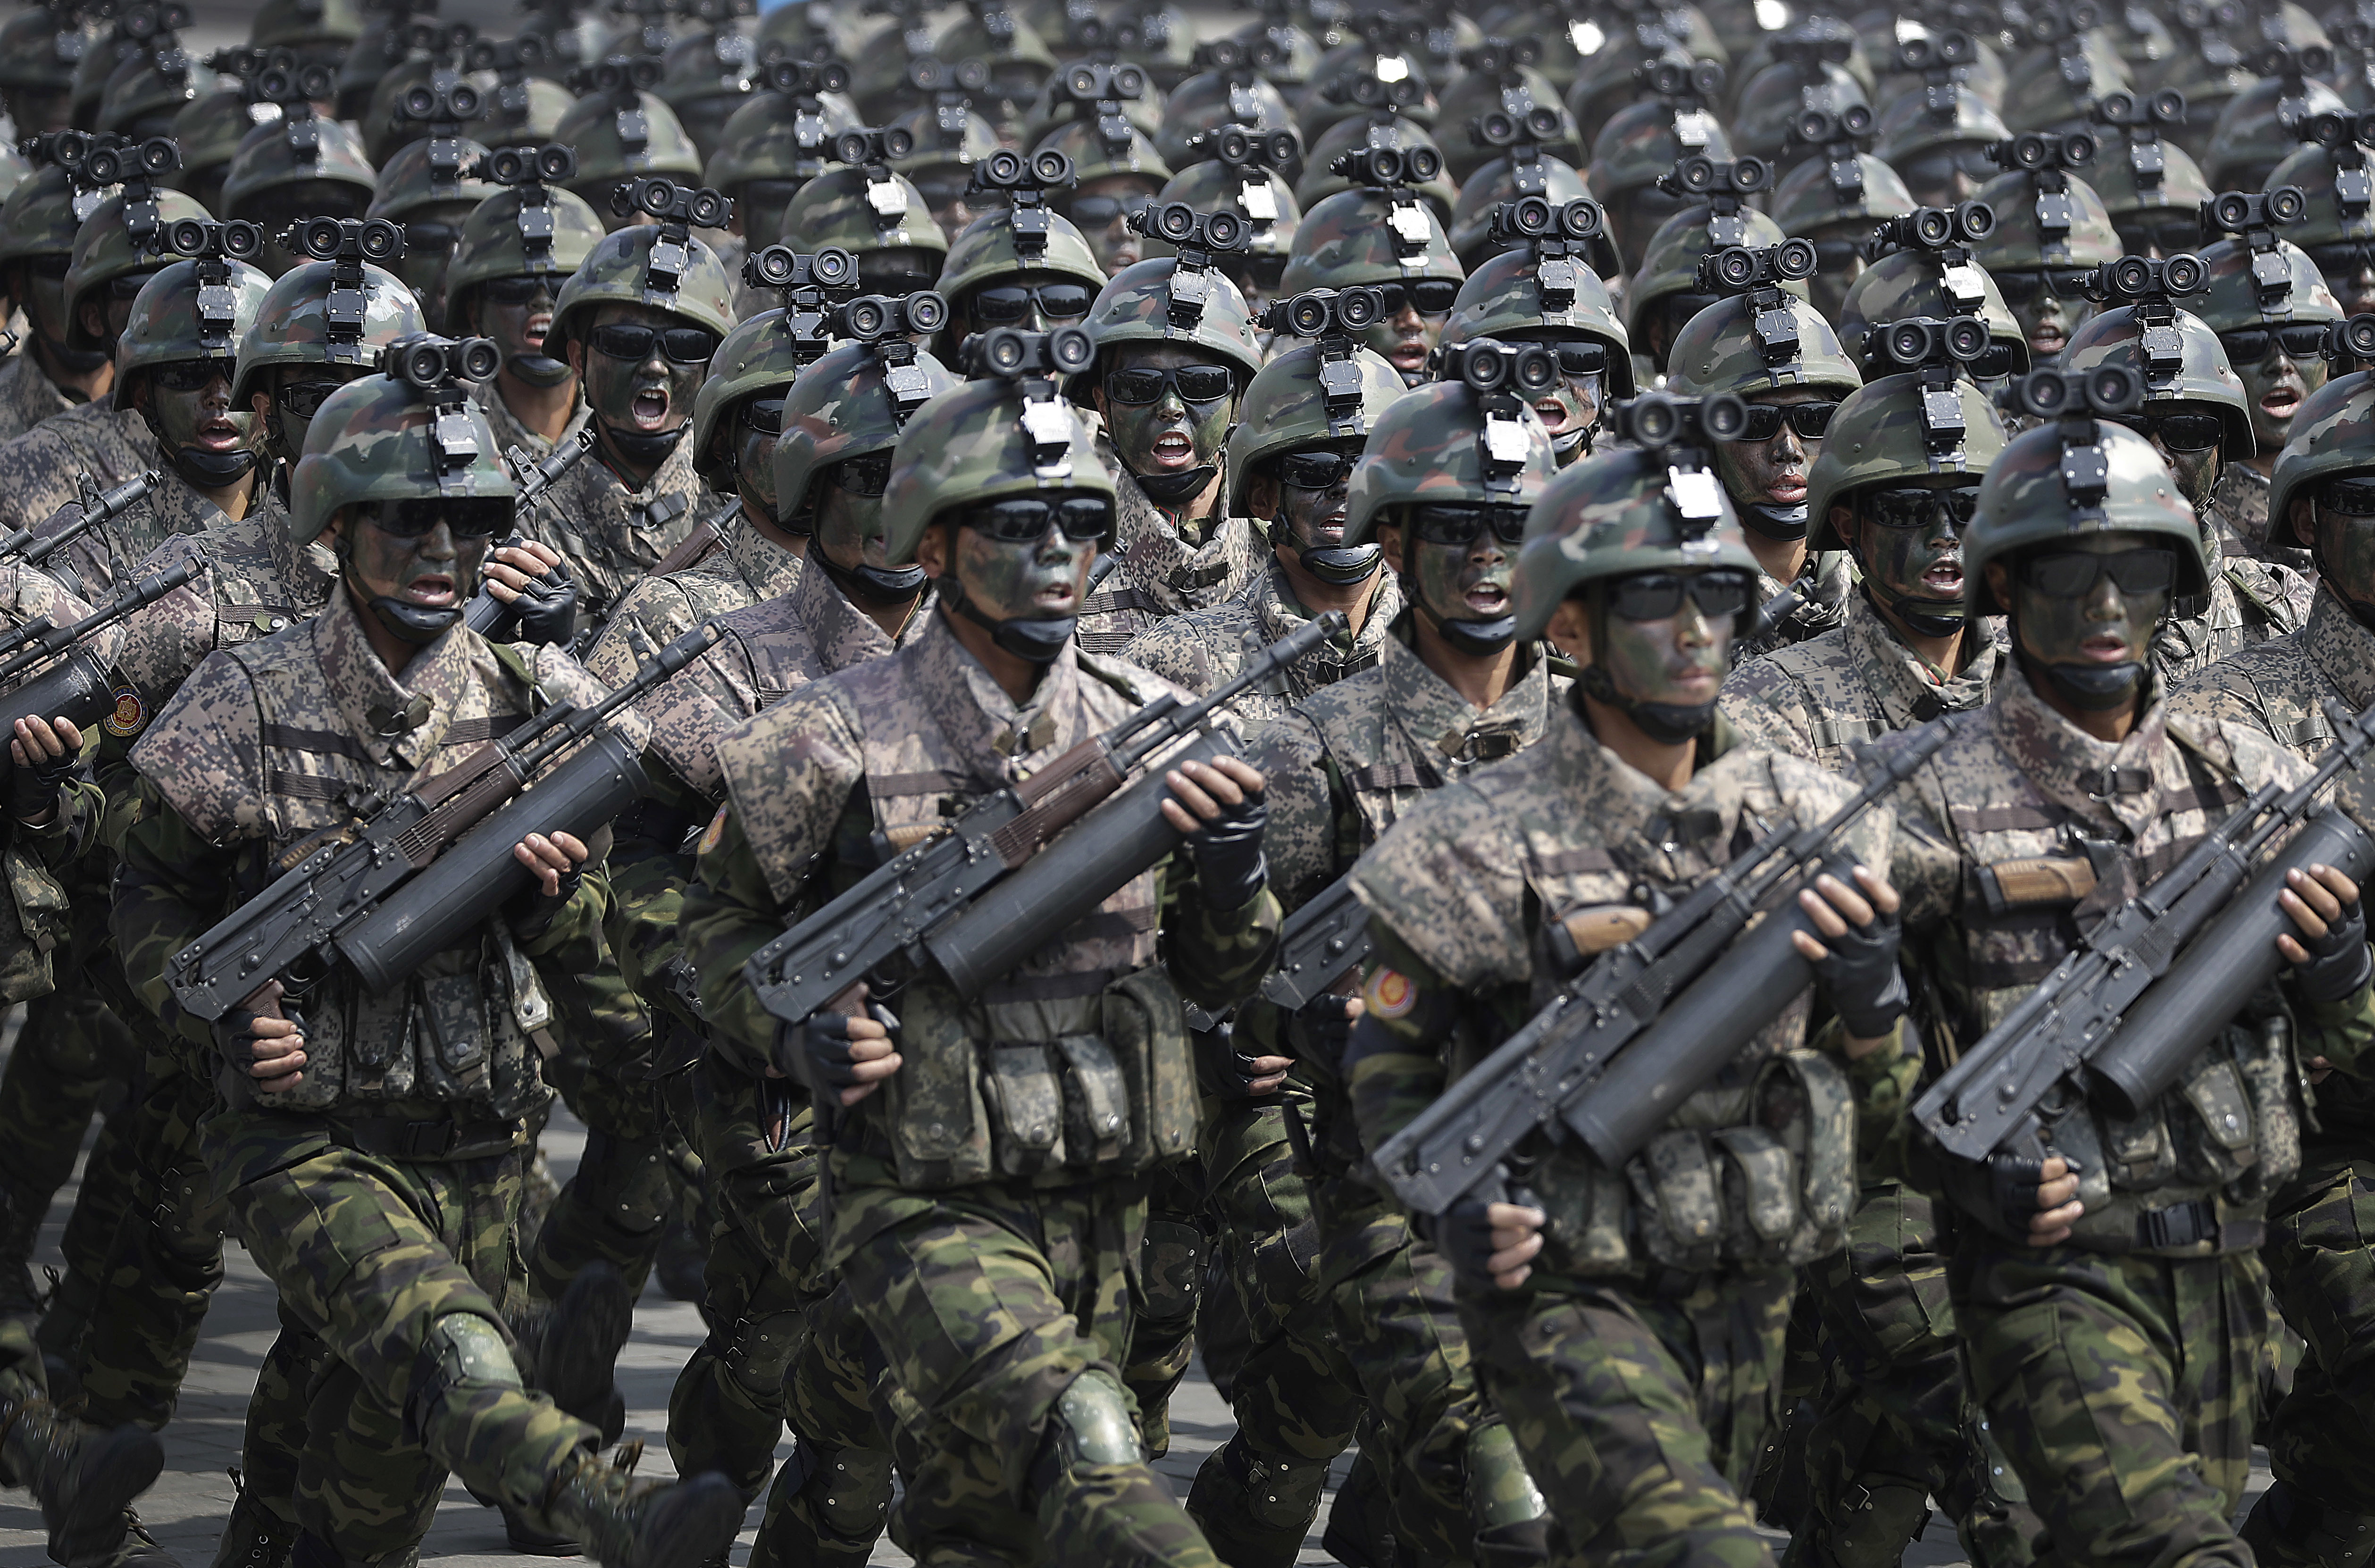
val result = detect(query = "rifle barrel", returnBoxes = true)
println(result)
[1112,609,1346,770]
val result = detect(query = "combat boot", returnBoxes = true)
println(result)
[2241,1478,2375,1568]
[535,1447,743,1568]
[0,1391,166,1564]
[210,1480,296,1568]
[1187,1433,1329,1568]
[65,1508,185,1568]
[510,1261,634,1444]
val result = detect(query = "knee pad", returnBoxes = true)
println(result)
[810,1444,892,1541]
[724,1309,806,1403]
[402,1313,521,1443]
[1196,1435,1330,1535]
[1032,1368,1141,1499]
[1464,1421,1547,1533]
[577,1131,672,1233]
[1133,1222,1204,1329]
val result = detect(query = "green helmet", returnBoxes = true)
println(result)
[1222,17,1320,89]
[1300,46,1439,144]
[1153,68,1299,172]
[879,371,1114,564]
[2059,300,2255,454]
[1971,167,2123,270]
[1731,59,1873,163]
[772,335,961,521]
[220,111,378,221]
[442,181,608,322]
[99,47,213,137]
[928,7,1059,125]
[1434,64,1583,186]
[1279,186,1464,296]
[64,187,213,351]
[359,57,486,168]
[1874,80,2009,167]
[1837,243,2030,374]
[553,88,704,215]
[1663,290,1866,399]
[2203,74,2349,192]
[168,90,260,209]
[230,258,427,410]
[1623,202,1798,347]
[2268,367,2375,531]
[1151,159,1301,283]
[656,28,761,161]
[1964,415,2207,612]
[331,12,413,120]
[483,76,574,150]
[1771,150,1917,234]
[249,0,363,53]
[290,362,518,546]
[549,220,740,358]
[1803,370,2011,551]
[1341,377,1559,549]
[1441,243,1637,396]
[367,135,498,220]
[1035,115,1173,191]
[0,163,101,271]
[71,35,134,131]
[2087,125,2214,235]
[936,203,1105,306]
[706,85,861,198]
[1080,256,1265,381]
[773,164,948,279]
[1294,115,1457,219]
[0,8,87,97]
[1998,33,2132,135]
[1446,153,1599,269]
[2269,137,2375,247]
[691,306,809,488]
[116,254,273,387]
[1511,441,1760,641]
[1585,96,1736,203]
[1104,2,1198,93]
[1014,66,1163,154]
[1223,338,1407,515]
[890,97,1001,178]
[2192,233,2344,330]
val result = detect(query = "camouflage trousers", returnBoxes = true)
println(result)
[1460,1266,1796,1568]
[0,983,141,1322]
[205,1107,594,1567]
[526,1068,672,1302]
[1949,1232,2264,1568]
[2252,1149,2375,1562]
[1124,1157,1206,1459]
[832,1164,1220,1568]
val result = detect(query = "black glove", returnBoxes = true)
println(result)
[2291,889,2373,1004]
[506,558,580,648]
[1188,783,1267,909]
[212,1001,303,1081]
[506,854,585,939]
[776,1003,898,1099]
[1806,893,1909,1038]
[1984,1150,2077,1238]
[1293,993,1357,1074]
[10,731,78,822]
[1195,1015,1271,1099]
[1424,1186,1540,1292]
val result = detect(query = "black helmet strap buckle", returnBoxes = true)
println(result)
[1318,341,1368,432]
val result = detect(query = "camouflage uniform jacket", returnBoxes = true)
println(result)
[110,501,337,710]
[0,352,76,443]
[472,378,592,464]
[583,507,805,690]
[1883,659,2375,1252]
[2151,527,2313,687]
[1731,546,1855,665]
[680,609,1279,1218]
[1348,707,1895,1282]
[1722,590,2001,773]
[31,464,285,604]
[0,561,110,1004]
[2208,459,2314,575]
[1075,467,1268,656]
[0,396,162,538]
[114,592,618,1146]
[516,432,707,634]
[1119,559,1406,726]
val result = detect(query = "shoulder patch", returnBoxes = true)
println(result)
[102,681,147,738]
[1364,965,1416,1019]
[698,804,728,857]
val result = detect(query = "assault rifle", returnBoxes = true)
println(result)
[1260,871,1370,1009]
[1373,719,1954,1216]
[0,470,161,576]
[746,612,1347,1024]
[0,559,201,776]
[464,430,597,642]
[165,619,723,1017]
[1916,693,2375,1161]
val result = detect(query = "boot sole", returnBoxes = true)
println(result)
[632,1473,744,1568]
[48,1426,165,1550]
[544,1264,635,1430]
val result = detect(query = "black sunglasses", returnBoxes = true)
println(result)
[2307,240,2375,275]
[2111,409,2226,452]
[833,450,893,497]
[1372,278,1461,317]
[478,275,556,305]
[107,270,159,300]
[1732,400,1841,441]
[2217,323,2331,365]
[588,322,721,365]
[1969,342,2017,379]
[957,495,1112,542]
[369,497,510,538]
[1603,568,1757,622]
[740,395,786,436]
[2018,547,2179,597]
[1991,267,2097,304]
[1104,364,1235,405]
[2318,477,2375,516]
[403,219,458,252]
[971,282,1094,324]
[1064,192,1155,228]
[1861,485,1979,529]
[2117,217,2208,258]
[276,379,346,418]
[152,358,234,392]
[859,268,942,298]
[1410,503,1528,546]
[1269,450,1358,489]
[1549,342,1607,376]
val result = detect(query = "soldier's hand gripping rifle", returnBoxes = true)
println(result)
[1914,692,2375,1164]
[463,430,596,644]
[1373,718,1953,1217]
[746,612,1347,1026]
[165,620,723,1018]
[0,558,200,778]
[0,470,162,580]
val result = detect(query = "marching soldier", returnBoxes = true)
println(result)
[443,171,610,458]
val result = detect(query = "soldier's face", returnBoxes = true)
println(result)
[1993,268,2097,367]
[1609,183,1689,275]
[14,257,89,367]
[1361,293,1449,384]
[386,202,475,325]
[2310,244,2375,317]
[143,360,255,465]
[728,392,786,521]
[814,453,896,574]
[1715,389,1831,514]
[1380,509,1516,630]
[1990,533,2174,697]
[1062,175,1162,276]
[338,509,491,609]
[2224,337,2326,458]
[1245,443,1358,552]
[2294,486,2375,598]
[570,302,705,438]
[922,496,1100,620]
[1548,571,1734,705]
[1848,478,1973,614]
[467,275,569,386]
[1092,343,1237,482]
[736,178,809,249]
[256,366,366,466]
[1805,223,1866,321]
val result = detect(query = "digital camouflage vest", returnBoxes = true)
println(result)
[1075,465,1268,655]
[1723,591,2001,774]
[1120,558,1405,725]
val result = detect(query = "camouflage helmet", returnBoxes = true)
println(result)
[116,253,273,384]
[2060,299,2256,454]
[64,187,214,350]
[0,7,88,96]
[99,47,214,136]
[2268,367,2375,529]
[2267,136,2375,247]
[367,134,498,221]
[1997,34,2132,136]
[772,335,962,518]
[249,0,363,53]
[330,13,410,120]
[2203,74,2349,191]
[1035,115,1173,190]
[1874,80,2010,167]
[1771,150,1918,234]
[1151,159,1300,282]
[1153,67,1299,173]
[485,77,575,149]
[168,90,261,207]
[1803,370,2011,552]
[230,258,427,409]
[1434,65,1584,186]
[70,35,134,131]
[1445,153,1599,267]
[553,89,704,207]
[1837,244,2030,374]
[690,306,811,488]
[1511,441,1760,640]
[1963,415,2207,612]
[1279,187,1465,296]
[890,98,1001,180]
[290,366,518,546]
[1341,377,1559,549]
[1294,115,1457,219]
[704,84,860,196]
[548,220,741,357]
[1731,58,1873,164]
[1300,44,1439,144]
[773,165,948,270]
[1014,67,1162,154]
[2192,233,2345,329]
[655,27,761,159]
[1080,256,1265,379]
[0,165,96,268]
[1441,244,1637,396]
[936,203,1106,302]
[879,373,1115,564]
[220,110,378,218]
[442,182,608,317]
[1223,339,1407,515]
[1663,287,1865,400]
[2086,125,2215,229]
[1971,167,2123,269]
[1623,203,1800,346]
[929,6,1059,114]
[1585,97,1736,203]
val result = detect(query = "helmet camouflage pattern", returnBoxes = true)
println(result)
[1151,160,1301,270]
[1663,293,1866,398]
[937,205,1106,303]
[880,375,1115,565]
[2269,367,2375,526]
[0,7,86,94]
[1035,116,1174,189]
[656,28,761,155]
[1874,81,2009,166]
[1441,246,1637,396]
[2087,129,2212,223]
[1015,75,1162,154]
[1803,371,2012,551]
[169,90,261,198]
[692,308,817,488]
[442,183,609,317]
[117,255,274,384]
[1300,46,1438,143]
[705,86,861,191]
[1280,187,1465,296]
[2266,140,2375,247]
[1586,98,1737,202]
[890,100,1001,180]
[1771,151,1917,234]
[1837,245,2030,373]
[221,111,378,217]
[231,259,427,409]
[777,165,947,258]
[1294,115,1457,219]
[367,136,499,220]
[0,166,95,268]
[1341,378,1558,548]
[2191,234,2344,330]
[1224,340,1407,513]
[2202,75,2348,191]
[65,188,215,350]
[1997,33,2131,135]
[1446,153,1605,268]
[100,49,213,136]
[1624,203,1800,344]
[553,89,704,202]
[1081,257,1264,378]
[290,368,518,545]
[1963,416,2207,613]
[549,222,741,357]
[1434,66,1583,185]
[1153,69,1299,172]
[1511,442,1760,640]
[1731,57,1871,162]
[772,336,961,515]
[0,145,30,208]
[2060,301,2255,454]
[1971,167,2122,269]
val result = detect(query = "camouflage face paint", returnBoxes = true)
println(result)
[814,476,887,573]
[2316,503,2375,603]
[583,303,702,435]
[1408,530,1513,629]
[21,262,106,374]
[1274,465,1352,551]
[1361,300,1444,384]
[1595,595,1730,706]
[1101,343,1235,480]
[1857,482,1971,611]
[473,275,571,388]
[950,513,1094,620]
[148,369,256,462]
[265,368,360,467]
[345,514,490,607]
[732,420,779,519]
[2235,347,2327,456]
[2011,536,2169,700]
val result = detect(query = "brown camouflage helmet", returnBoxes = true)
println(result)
[936,203,1105,303]
[167,91,259,210]
[221,110,378,219]
[1150,160,1301,282]
[116,253,273,386]
[1034,115,1173,190]
[1997,34,2132,136]
[1837,244,2029,372]
[1441,243,1637,395]
[690,305,809,488]
[1446,153,1603,269]
[1662,289,1867,399]
[1874,81,2010,168]
[1294,115,1457,220]
[548,220,741,357]
[99,48,214,137]
[1586,97,1736,203]
[64,187,214,350]
[553,89,705,213]
[2087,126,2215,236]
[249,0,363,53]
[1971,167,2123,269]
[772,335,962,525]
[1771,150,1918,234]
[704,85,860,221]
[1223,338,1407,514]
[1510,438,1760,641]
[1153,68,1300,173]
[1963,415,2207,612]
[2191,233,2344,330]
[1300,45,1440,144]
[2267,134,2375,248]
[1731,58,1873,163]
[442,181,608,320]
[1341,376,1559,549]
[367,134,499,220]
[1435,65,1584,186]
[289,365,518,545]
[774,165,948,278]
[230,258,427,409]
[2268,367,2375,529]
[2203,74,2349,192]
[1280,186,1465,296]
[2059,298,2256,454]
[0,165,98,268]
[879,372,1115,564]
[890,98,1001,180]
[1079,255,1265,379]
[1803,369,2011,552]
[0,8,88,97]
[1623,202,1799,346]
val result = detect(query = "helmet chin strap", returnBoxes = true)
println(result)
[940,574,1072,664]
[1135,463,1218,505]
[1412,592,1516,655]
[140,397,259,490]
[1740,501,1810,542]
[342,555,462,645]
[818,550,928,608]
[1269,509,1380,586]
[1573,587,1716,742]
[507,352,574,389]
[598,420,686,468]
[1863,579,1967,639]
